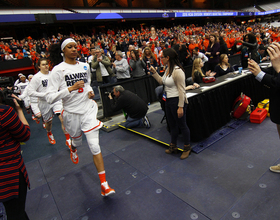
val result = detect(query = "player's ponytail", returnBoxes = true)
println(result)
[48,42,62,67]
[48,36,71,67]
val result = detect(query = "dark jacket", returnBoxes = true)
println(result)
[261,67,280,124]
[207,43,220,64]
[219,43,229,56]
[110,90,148,119]
[234,41,258,68]
[193,70,204,84]
[214,65,234,77]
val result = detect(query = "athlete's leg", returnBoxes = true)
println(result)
[45,120,52,132]
[85,130,115,196]
[58,114,67,134]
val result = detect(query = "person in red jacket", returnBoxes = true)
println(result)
[15,49,24,59]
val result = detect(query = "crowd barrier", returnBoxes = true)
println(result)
[99,55,271,142]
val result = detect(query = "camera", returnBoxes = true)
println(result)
[0,77,24,109]
[105,90,114,97]
[146,61,151,68]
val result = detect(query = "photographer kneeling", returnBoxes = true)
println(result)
[108,85,151,129]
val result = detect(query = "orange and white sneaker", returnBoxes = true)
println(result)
[47,133,56,145]
[101,181,115,196]
[32,114,35,120]
[35,118,40,124]
[42,122,46,129]
[65,139,71,150]
[70,149,79,164]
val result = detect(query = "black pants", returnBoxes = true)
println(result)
[102,76,110,84]
[165,97,190,145]
[3,170,29,220]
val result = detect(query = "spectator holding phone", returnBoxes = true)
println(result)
[142,47,158,74]
[248,42,280,173]
[149,48,191,160]
[129,50,146,78]
[112,50,130,82]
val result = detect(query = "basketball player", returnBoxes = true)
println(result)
[27,58,71,147]
[46,37,115,196]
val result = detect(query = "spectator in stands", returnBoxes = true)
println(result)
[109,45,117,62]
[149,48,191,160]
[179,44,192,66]
[22,46,30,58]
[36,41,41,54]
[248,42,280,173]
[0,95,30,220]
[141,41,147,50]
[5,51,14,60]
[129,49,146,78]
[142,46,158,74]
[112,50,130,82]
[102,48,112,60]
[91,48,114,84]
[205,34,220,71]
[192,58,205,84]
[219,36,230,56]
[0,48,4,61]
[81,43,89,57]
[126,45,135,60]
[87,47,96,64]
[234,32,258,69]
[15,49,24,60]
[10,40,18,54]
[108,85,150,129]
[192,58,215,83]
[149,25,158,43]
[214,54,234,77]
[188,38,199,56]
[192,47,208,63]
[252,44,269,64]
[77,51,86,62]
[40,40,47,53]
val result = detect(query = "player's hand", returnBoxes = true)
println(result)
[68,80,84,92]
[88,91,95,99]
[108,93,113,99]
[248,59,261,76]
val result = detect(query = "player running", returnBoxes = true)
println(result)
[46,37,115,196]
[27,58,71,147]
